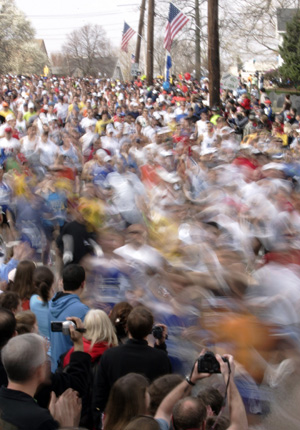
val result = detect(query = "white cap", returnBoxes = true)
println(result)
[96,149,107,159]
[157,169,181,183]
[261,162,285,171]
[28,102,35,109]
[6,114,15,122]
[220,126,235,134]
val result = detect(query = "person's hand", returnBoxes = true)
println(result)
[63,250,73,265]
[49,388,82,427]
[13,242,33,261]
[154,323,168,346]
[216,353,235,384]
[189,349,211,384]
[66,316,84,351]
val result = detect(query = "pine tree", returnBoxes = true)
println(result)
[279,12,300,85]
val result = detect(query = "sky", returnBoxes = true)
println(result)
[15,0,142,55]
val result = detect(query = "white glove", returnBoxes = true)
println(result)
[63,251,73,265]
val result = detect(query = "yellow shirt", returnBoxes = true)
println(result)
[0,109,13,118]
[68,101,85,112]
[95,119,113,135]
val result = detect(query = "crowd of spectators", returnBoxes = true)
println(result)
[0,73,300,429]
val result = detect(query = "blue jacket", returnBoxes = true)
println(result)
[49,292,89,371]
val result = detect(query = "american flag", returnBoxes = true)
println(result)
[164,3,189,52]
[121,22,136,53]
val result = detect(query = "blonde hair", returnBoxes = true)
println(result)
[84,309,118,348]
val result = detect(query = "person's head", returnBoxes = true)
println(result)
[27,124,37,138]
[205,416,230,430]
[148,374,184,416]
[62,264,85,293]
[12,260,36,301]
[84,309,118,348]
[33,266,54,303]
[172,397,207,430]
[197,387,224,416]
[124,416,160,430]
[104,373,150,430]
[126,224,147,248]
[2,333,48,386]
[0,308,16,349]
[15,310,38,334]
[0,291,22,314]
[109,301,133,340]
[127,306,153,340]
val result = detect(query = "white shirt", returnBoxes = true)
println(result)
[80,117,97,131]
[37,138,59,166]
[101,136,120,156]
[55,102,69,121]
[114,243,164,270]
[21,135,38,156]
[0,137,20,155]
[196,119,208,136]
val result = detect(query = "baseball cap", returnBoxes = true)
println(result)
[4,126,12,133]
[2,102,8,107]
[6,114,15,122]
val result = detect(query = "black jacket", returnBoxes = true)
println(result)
[0,387,58,430]
[93,338,172,416]
[35,351,91,409]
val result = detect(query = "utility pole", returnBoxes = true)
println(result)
[195,0,201,81]
[135,0,146,65]
[207,0,220,107]
[147,0,154,85]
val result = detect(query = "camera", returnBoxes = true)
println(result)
[51,320,76,335]
[197,351,228,374]
[152,325,164,340]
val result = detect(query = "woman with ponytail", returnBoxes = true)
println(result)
[30,266,55,343]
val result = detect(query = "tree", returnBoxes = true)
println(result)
[62,24,112,77]
[0,0,35,74]
[14,41,49,75]
[279,12,300,85]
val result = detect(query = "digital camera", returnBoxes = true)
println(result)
[51,320,76,335]
[197,351,228,374]
[152,325,164,340]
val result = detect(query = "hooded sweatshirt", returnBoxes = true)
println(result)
[49,292,89,371]
[63,338,110,367]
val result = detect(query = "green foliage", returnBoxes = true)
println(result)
[279,12,300,85]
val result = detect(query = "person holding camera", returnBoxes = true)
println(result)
[154,351,248,430]
[93,305,171,426]
[0,316,91,430]
[49,264,89,371]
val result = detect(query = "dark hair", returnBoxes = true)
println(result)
[172,397,207,430]
[33,266,54,303]
[62,264,85,292]
[15,310,37,334]
[148,374,184,416]
[0,291,20,313]
[124,416,160,430]
[197,387,224,415]
[109,301,133,340]
[104,373,149,430]
[12,260,36,300]
[0,308,16,348]
[206,416,230,430]
[127,306,153,340]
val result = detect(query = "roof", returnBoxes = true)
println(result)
[34,39,49,58]
[277,8,299,32]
